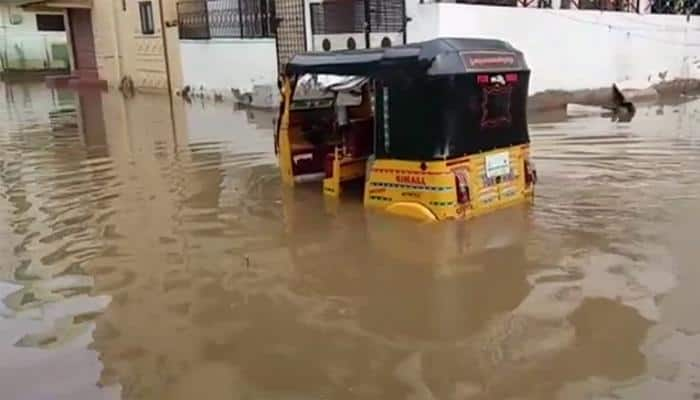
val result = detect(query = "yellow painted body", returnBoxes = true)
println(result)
[277,79,296,187]
[363,145,534,221]
[276,78,535,222]
[323,148,367,197]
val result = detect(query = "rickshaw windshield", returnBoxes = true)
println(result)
[294,74,367,99]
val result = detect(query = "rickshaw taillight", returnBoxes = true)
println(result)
[454,171,470,204]
[525,159,537,185]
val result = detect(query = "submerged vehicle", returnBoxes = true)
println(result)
[275,38,536,222]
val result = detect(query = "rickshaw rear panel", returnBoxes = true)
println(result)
[364,145,534,221]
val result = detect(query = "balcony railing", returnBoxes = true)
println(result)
[448,0,699,13]
[177,0,275,40]
[309,0,407,35]
[0,32,70,72]
[648,0,700,14]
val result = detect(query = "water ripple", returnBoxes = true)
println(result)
[1,86,700,400]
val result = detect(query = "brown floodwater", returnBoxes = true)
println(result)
[1,82,700,400]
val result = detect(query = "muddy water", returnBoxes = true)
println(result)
[1,83,700,400]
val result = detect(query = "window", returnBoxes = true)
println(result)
[36,14,65,31]
[139,1,155,35]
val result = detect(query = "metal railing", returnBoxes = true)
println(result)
[450,0,698,13]
[274,0,307,70]
[648,0,700,14]
[177,0,275,40]
[369,0,407,32]
[559,0,641,12]
[0,32,70,72]
[310,1,364,34]
[452,0,638,10]
[309,0,407,35]
[177,0,210,39]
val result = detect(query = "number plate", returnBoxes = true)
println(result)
[485,152,511,178]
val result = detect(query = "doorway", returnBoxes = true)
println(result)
[67,8,98,79]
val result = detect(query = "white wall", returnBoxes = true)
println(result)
[180,38,278,95]
[0,5,69,70]
[407,3,700,93]
[405,0,440,44]
[178,2,699,97]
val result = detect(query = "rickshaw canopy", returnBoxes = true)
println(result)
[285,38,529,78]
[283,37,532,161]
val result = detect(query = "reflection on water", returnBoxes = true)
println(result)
[1,82,700,400]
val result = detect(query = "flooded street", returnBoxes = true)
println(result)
[1,82,700,400]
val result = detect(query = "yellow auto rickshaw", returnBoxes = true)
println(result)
[275,38,536,222]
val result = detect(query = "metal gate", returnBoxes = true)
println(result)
[273,0,307,72]
[177,0,210,39]
[309,0,406,52]
[367,0,406,47]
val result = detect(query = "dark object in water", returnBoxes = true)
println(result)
[609,84,636,122]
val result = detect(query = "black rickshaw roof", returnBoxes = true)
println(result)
[285,38,529,77]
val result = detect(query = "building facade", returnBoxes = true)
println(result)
[176,0,285,104]
[176,0,699,107]
[20,0,183,93]
[0,3,69,76]
[9,0,695,101]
